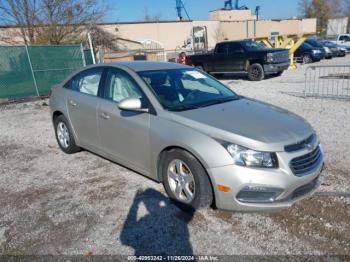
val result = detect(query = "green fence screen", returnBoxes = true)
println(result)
[0,45,90,99]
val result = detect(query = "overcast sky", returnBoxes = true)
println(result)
[103,0,300,22]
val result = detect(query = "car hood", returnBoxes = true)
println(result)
[250,48,288,54]
[168,98,313,152]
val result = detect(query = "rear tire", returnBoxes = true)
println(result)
[54,115,80,154]
[195,65,204,71]
[161,149,213,212]
[213,73,224,78]
[248,63,265,81]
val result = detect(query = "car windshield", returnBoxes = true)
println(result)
[138,69,239,111]
[241,41,265,50]
[306,40,323,48]
[302,42,314,49]
[322,41,336,47]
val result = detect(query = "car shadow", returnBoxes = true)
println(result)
[214,72,282,81]
[120,188,195,256]
[213,72,248,80]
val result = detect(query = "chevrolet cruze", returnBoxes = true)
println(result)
[50,61,324,212]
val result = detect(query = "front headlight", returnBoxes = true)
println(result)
[266,53,274,63]
[225,143,278,168]
[312,49,321,54]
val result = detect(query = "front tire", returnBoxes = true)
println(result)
[248,63,265,81]
[54,115,80,154]
[303,54,313,64]
[161,149,213,212]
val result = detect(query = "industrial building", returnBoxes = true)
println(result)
[98,9,316,51]
[0,1,317,63]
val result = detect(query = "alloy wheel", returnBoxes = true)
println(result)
[57,122,70,149]
[167,159,196,203]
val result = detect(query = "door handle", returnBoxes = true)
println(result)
[69,100,77,107]
[101,112,110,119]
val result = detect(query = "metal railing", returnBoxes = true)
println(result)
[304,65,350,99]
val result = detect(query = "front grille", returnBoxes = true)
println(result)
[290,145,322,176]
[285,134,316,152]
[273,51,290,63]
[291,177,319,199]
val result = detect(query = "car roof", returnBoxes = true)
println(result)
[109,61,191,72]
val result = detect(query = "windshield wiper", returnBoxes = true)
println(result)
[167,104,199,112]
[197,97,239,108]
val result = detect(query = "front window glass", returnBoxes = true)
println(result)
[104,69,143,102]
[241,41,265,50]
[216,43,228,54]
[138,69,239,111]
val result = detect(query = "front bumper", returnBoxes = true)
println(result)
[264,61,290,74]
[311,52,325,61]
[207,146,324,212]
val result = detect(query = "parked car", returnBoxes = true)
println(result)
[306,39,331,59]
[320,40,346,57]
[330,34,350,49]
[294,42,325,63]
[187,40,290,81]
[50,62,324,212]
[338,45,350,54]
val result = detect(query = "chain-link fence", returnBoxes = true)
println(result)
[0,45,92,100]
[305,65,350,99]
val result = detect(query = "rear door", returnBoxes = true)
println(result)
[213,42,246,72]
[97,68,151,173]
[213,42,229,72]
[227,42,246,71]
[66,67,104,150]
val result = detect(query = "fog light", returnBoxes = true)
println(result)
[236,186,283,203]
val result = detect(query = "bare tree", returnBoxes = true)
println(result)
[327,0,342,17]
[298,0,331,36]
[298,0,313,18]
[88,25,119,51]
[213,26,226,42]
[0,0,39,44]
[143,6,161,22]
[344,0,350,32]
[0,0,107,44]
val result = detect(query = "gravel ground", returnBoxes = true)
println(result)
[0,56,349,257]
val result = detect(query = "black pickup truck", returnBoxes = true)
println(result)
[187,40,290,81]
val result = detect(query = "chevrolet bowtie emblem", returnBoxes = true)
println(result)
[305,143,313,151]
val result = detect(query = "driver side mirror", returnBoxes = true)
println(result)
[118,98,149,113]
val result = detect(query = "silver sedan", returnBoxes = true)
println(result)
[50,61,324,212]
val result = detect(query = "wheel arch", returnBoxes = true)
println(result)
[156,145,216,206]
[52,110,64,122]
[247,59,264,68]
[52,110,80,146]
[157,146,208,182]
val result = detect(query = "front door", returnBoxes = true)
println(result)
[97,68,151,174]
